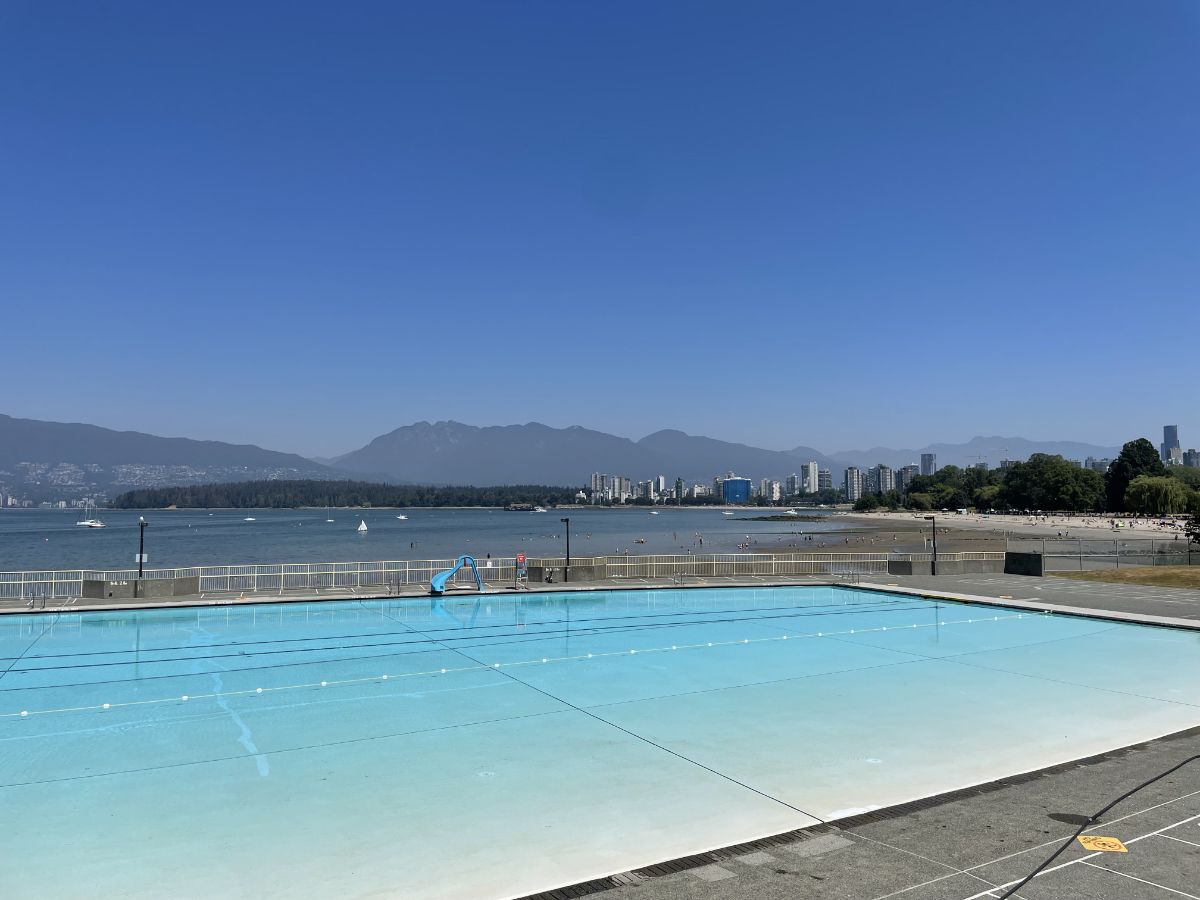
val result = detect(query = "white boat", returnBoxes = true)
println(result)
[357,519,368,533]
[649,510,659,515]
[326,518,335,523]
[243,516,256,522]
[722,511,735,516]
[533,506,547,513]
[784,509,800,516]
[75,501,107,528]
[396,514,408,520]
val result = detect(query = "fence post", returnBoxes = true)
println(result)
[1078,538,1083,571]
[1114,540,1120,569]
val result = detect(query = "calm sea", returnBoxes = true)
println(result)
[0,507,849,571]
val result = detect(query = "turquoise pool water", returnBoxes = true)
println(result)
[2,586,1199,899]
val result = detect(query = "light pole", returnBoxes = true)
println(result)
[923,514,938,575]
[560,517,571,583]
[135,516,149,598]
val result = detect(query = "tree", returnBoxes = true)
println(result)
[997,454,1104,512]
[1187,513,1200,547]
[853,494,879,511]
[905,492,933,511]
[973,484,1001,510]
[1124,475,1189,515]
[1105,438,1167,512]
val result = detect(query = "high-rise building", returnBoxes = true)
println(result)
[868,464,894,493]
[785,474,800,496]
[1183,449,1200,468]
[760,479,781,502]
[844,467,864,502]
[1084,457,1111,474]
[804,461,819,494]
[674,477,685,501]
[1162,425,1180,463]
[818,469,832,491]
[722,477,753,504]
[920,453,937,476]
[896,464,920,493]
[654,475,667,494]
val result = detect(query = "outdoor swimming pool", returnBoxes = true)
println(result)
[2,586,1199,899]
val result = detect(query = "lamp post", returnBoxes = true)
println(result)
[135,516,149,598]
[560,517,571,583]
[923,514,938,575]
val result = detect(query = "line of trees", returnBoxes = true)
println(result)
[853,438,1200,516]
[112,480,581,509]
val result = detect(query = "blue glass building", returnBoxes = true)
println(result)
[721,478,752,504]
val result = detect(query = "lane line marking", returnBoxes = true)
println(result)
[1080,861,1200,899]
[958,811,1200,899]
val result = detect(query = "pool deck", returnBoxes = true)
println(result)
[5,572,1200,899]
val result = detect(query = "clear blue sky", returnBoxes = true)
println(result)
[2,1,1197,457]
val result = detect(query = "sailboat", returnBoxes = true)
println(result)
[357,519,368,533]
[396,514,408,520]
[75,500,107,528]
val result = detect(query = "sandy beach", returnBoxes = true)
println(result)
[842,510,1188,541]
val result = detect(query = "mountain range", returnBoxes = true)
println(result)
[0,413,1124,499]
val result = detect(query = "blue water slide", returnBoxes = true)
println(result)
[429,555,483,595]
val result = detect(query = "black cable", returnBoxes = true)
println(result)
[998,753,1200,898]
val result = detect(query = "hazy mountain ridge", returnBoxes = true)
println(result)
[2,414,1126,497]
[0,413,341,499]
[830,435,1122,470]
[334,421,846,485]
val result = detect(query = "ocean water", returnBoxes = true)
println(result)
[2,585,1198,899]
[0,507,850,571]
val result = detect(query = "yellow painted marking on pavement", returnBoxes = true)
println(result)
[1078,835,1128,853]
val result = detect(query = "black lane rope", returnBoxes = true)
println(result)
[367,601,829,824]
[0,612,63,686]
[998,753,1200,899]
[0,604,939,674]
[2,597,915,661]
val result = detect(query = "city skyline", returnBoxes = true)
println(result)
[3,2,1197,456]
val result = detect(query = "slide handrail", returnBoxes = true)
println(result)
[429,556,483,595]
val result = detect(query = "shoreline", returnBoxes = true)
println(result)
[839,510,1188,541]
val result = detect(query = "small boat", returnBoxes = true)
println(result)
[533,506,547,513]
[326,518,335,523]
[649,510,659,515]
[722,511,735,516]
[396,514,408,520]
[357,519,368,533]
[75,501,107,528]
[243,517,256,522]
[784,509,800,516]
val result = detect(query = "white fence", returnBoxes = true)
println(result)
[0,551,1006,602]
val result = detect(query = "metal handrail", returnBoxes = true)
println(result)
[0,550,1005,601]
